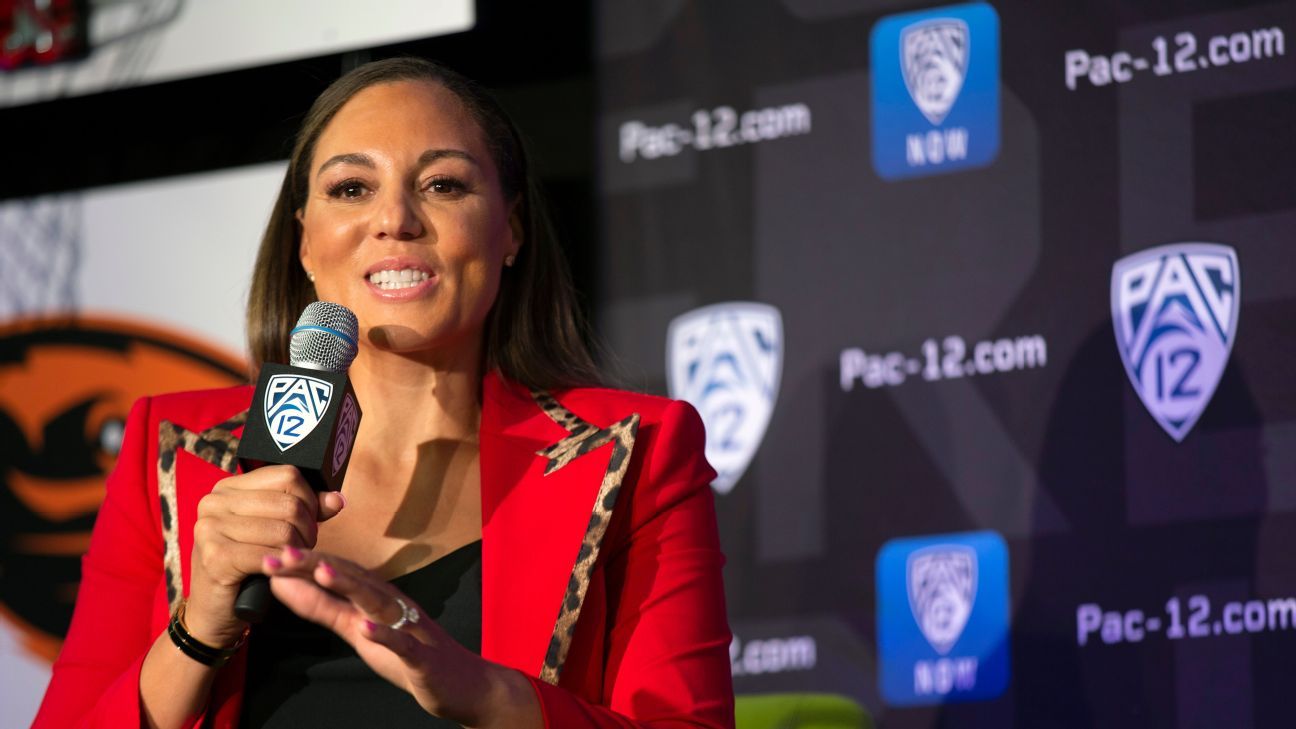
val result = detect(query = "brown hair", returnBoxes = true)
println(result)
[246,57,601,390]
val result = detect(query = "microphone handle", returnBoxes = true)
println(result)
[234,575,272,623]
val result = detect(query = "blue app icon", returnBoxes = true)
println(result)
[876,530,1010,705]
[870,2,1000,180]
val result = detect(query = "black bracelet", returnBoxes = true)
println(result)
[167,600,247,667]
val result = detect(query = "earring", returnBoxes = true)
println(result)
[504,255,516,267]
[307,271,316,283]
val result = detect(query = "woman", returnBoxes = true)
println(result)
[35,58,734,728]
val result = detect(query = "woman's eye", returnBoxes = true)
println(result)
[427,177,466,195]
[327,180,368,199]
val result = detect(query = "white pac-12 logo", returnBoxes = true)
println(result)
[901,18,969,125]
[907,545,977,655]
[871,2,997,179]
[1111,243,1240,442]
[265,374,334,451]
[667,303,782,495]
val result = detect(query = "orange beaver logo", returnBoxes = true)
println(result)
[0,315,246,661]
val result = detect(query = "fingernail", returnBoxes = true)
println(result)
[337,491,347,509]
[320,562,336,578]
[364,619,379,632]
[264,556,282,569]
[284,546,303,560]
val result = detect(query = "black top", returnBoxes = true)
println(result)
[240,540,483,728]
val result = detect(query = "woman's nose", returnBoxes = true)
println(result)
[370,190,425,240]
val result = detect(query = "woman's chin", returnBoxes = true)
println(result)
[365,325,428,352]
[363,324,478,361]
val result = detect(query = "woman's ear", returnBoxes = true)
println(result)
[296,208,313,274]
[506,198,524,261]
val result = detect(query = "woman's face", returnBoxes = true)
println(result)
[298,80,520,357]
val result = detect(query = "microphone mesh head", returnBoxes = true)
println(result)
[289,302,359,372]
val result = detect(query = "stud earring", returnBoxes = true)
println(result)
[504,255,516,267]
[307,271,316,283]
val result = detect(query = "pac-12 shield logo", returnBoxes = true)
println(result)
[264,374,333,451]
[901,19,968,125]
[908,546,976,655]
[876,530,1009,705]
[1111,243,1240,442]
[871,2,999,180]
[667,303,782,494]
[331,393,359,477]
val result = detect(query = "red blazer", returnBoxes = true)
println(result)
[34,372,734,728]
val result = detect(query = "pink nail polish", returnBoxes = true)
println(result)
[320,562,337,578]
[264,556,282,569]
[284,546,303,560]
[364,619,378,632]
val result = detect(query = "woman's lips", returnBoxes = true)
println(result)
[363,258,436,299]
[367,267,430,290]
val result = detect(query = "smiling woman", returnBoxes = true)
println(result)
[34,58,735,729]
[248,59,600,391]
[297,80,518,359]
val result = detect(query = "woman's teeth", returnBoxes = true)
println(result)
[368,268,429,290]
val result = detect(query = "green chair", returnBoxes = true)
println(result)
[735,692,873,729]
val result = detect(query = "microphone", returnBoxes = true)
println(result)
[233,301,363,622]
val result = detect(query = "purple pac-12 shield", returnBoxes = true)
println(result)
[1111,242,1240,442]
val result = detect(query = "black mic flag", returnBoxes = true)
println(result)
[234,301,362,622]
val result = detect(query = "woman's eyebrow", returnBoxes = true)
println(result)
[418,148,478,167]
[315,149,479,179]
[316,152,374,178]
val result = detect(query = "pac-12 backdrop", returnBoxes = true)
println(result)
[3,1,1294,727]
[597,0,1293,726]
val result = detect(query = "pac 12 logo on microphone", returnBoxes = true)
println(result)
[265,374,333,451]
[876,530,1009,705]
[667,302,782,494]
[331,393,359,477]
[1111,243,1240,442]
[870,2,1000,180]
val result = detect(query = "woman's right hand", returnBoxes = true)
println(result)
[184,465,346,647]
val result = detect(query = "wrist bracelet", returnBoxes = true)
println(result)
[167,600,248,667]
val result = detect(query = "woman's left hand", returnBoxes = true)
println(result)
[262,547,538,727]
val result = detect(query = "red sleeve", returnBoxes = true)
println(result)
[530,399,736,728]
[33,397,161,729]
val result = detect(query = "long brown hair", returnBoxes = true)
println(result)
[246,57,601,390]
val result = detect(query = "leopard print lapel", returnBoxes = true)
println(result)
[530,389,640,685]
[157,410,246,611]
